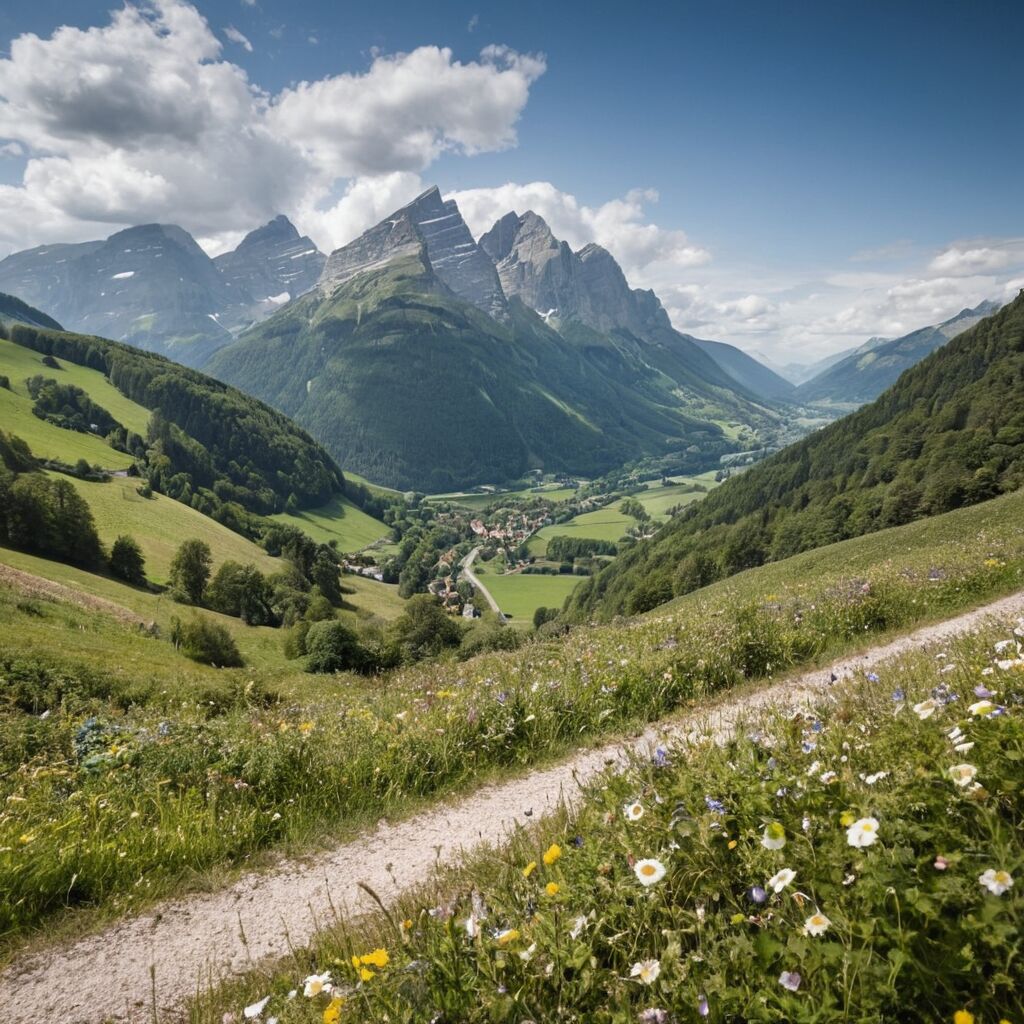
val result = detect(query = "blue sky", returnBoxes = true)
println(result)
[0,0,1021,360]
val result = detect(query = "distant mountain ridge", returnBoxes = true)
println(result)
[206,187,784,491]
[567,292,1024,620]
[795,300,1001,406]
[0,217,326,366]
[687,336,796,401]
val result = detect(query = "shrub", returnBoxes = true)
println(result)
[170,616,243,667]
[305,620,366,674]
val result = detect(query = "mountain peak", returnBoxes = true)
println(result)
[319,187,508,321]
[237,214,301,249]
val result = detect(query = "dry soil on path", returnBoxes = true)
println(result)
[4,588,1024,1024]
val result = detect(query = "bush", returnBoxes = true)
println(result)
[305,620,367,674]
[170,616,243,668]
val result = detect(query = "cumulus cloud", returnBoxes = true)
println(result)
[269,46,544,178]
[450,180,709,278]
[927,239,1024,276]
[224,25,253,52]
[0,1,545,252]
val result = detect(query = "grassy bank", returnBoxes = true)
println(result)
[1,489,1024,944]
[200,623,1024,1022]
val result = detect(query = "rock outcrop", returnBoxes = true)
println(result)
[479,210,672,337]
[319,187,508,321]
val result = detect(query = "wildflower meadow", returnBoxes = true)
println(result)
[201,621,1024,1023]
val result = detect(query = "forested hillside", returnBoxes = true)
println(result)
[4,322,347,523]
[568,291,1024,618]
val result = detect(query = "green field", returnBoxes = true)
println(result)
[0,335,151,435]
[54,473,281,583]
[480,570,584,624]
[529,478,718,555]
[271,494,391,552]
[341,470,403,498]
[529,505,633,555]
[0,385,135,469]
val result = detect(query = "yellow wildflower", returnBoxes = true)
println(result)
[523,860,537,877]
[543,843,562,866]
[359,967,375,982]
[546,882,560,896]
[839,810,856,827]
[953,1013,974,1024]
[496,928,520,946]
[323,997,345,1024]
[360,948,389,969]
[727,839,737,850]
[298,720,315,735]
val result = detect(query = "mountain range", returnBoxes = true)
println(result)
[205,187,787,490]
[0,217,325,365]
[0,187,1001,493]
[793,300,1001,406]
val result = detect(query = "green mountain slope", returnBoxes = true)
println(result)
[6,321,345,518]
[209,188,782,492]
[689,335,796,400]
[568,290,1024,618]
[0,292,63,331]
[209,251,768,491]
[795,300,1000,407]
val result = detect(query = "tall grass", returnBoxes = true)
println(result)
[194,622,1024,1023]
[2,490,1024,942]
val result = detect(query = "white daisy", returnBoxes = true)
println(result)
[948,763,978,787]
[634,858,667,886]
[624,801,645,822]
[303,973,332,998]
[803,911,831,936]
[630,959,661,984]
[846,817,879,848]
[767,867,796,893]
[761,822,786,850]
[979,868,1014,895]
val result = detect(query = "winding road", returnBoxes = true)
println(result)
[460,545,506,620]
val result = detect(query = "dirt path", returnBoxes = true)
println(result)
[4,589,1024,1024]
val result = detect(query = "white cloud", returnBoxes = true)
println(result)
[927,240,1024,276]
[0,1,545,253]
[450,180,709,278]
[268,45,545,178]
[467,14,480,32]
[224,25,253,52]
[0,141,22,157]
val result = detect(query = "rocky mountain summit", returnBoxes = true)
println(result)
[319,186,508,321]
[214,215,324,308]
[479,210,671,337]
[0,217,325,366]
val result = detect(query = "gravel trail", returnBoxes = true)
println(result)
[4,589,1023,1024]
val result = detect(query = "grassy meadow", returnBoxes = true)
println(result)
[2,488,1024,946]
[270,494,391,553]
[0,384,134,469]
[200,623,1024,1023]
[479,570,584,625]
[56,474,281,582]
[0,335,151,436]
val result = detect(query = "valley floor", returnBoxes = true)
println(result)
[4,587,1024,1024]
